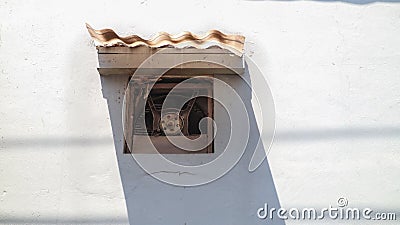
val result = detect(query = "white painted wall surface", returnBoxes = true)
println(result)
[1,0,400,224]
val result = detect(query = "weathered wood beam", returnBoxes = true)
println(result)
[96,47,244,76]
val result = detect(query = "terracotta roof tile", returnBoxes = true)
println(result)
[86,23,245,56]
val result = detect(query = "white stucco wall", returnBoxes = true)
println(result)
[1,0,400,224]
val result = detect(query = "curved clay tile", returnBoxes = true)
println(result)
[86,23,245,56]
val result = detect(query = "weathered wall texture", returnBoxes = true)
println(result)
[1,0,400,224]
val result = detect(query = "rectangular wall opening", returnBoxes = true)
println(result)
[124,75,214,154]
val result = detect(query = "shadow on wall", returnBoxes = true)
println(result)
[3,125,400,148]
[244,0,400,4]
[100,68,285,225]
